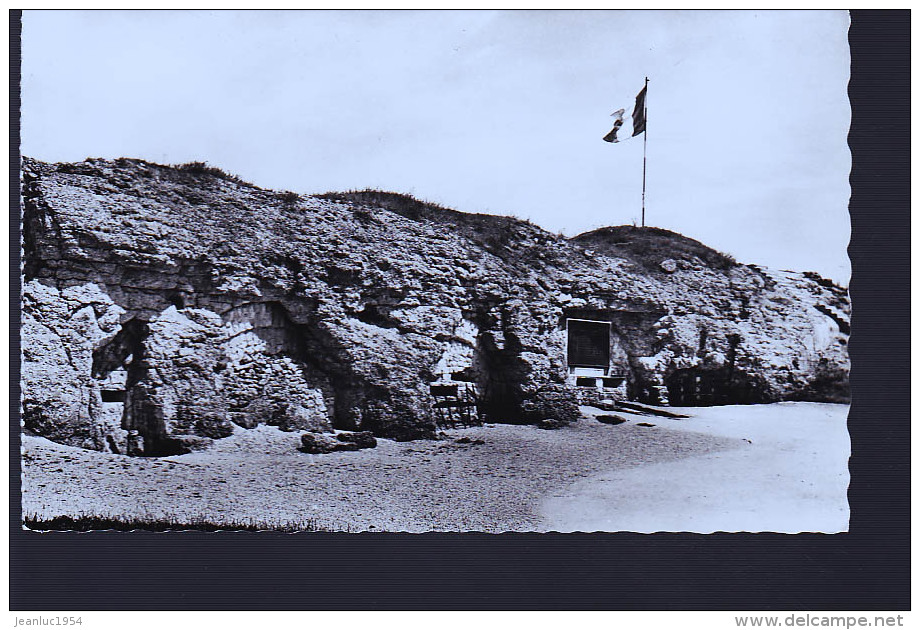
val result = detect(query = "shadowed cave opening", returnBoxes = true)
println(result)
[91,318,172,455]
[664,334,771,406]
[221,301,371,433]
[92,318,205,456]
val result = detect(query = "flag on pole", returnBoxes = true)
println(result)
[631,85,647,136]
[602,108,626,143]
[602,85,647,143]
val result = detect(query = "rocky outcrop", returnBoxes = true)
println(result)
[20,158,850,454]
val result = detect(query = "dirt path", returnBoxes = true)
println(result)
[539,402,850,533]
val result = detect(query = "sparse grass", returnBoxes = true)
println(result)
[572,225,737,272]
[317,189,551,257]
[23,513,344,533]
[316,188,455,221]
[279,190,301,205]
[176,161,250,186]
[803,271,846,292]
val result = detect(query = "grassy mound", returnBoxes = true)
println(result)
[316,188,562,259]
[572,225,737,272]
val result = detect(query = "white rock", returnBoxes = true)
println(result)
[660,259,678,273]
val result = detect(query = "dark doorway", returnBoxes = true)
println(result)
[567,319,611,369]
[101,390,126,403]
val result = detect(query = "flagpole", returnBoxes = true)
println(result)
[641,76,648,228]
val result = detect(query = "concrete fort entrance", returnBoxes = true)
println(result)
[565,318,627,398]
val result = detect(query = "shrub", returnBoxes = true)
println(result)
[279,191,301,205]
[803,271,844,291]
[176,161,249,185]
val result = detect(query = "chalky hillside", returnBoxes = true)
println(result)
[21,157,849,456]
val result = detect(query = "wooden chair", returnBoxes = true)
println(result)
[430,382,481,429]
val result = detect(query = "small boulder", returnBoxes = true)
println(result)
[536,417,569,430]
[454,437,485,445]
[299,432,339,454]
[596,414,627,425]
[660,259,678,273]
[228,411,259,430]
[336,431,377,449]
[332,441,360,452]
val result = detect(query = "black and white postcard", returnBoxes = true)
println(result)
[20,10,853,535]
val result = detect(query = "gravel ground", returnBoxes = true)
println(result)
[21,409,740,532]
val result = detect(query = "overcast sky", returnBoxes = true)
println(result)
[22,10,851,284]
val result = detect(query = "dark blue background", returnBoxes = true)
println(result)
[9,9,910,610]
